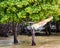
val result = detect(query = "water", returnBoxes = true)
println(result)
[0,36,13,47]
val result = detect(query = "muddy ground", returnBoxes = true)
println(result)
[0,33,60,48]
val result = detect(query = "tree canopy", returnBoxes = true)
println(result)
[0,0,60,24]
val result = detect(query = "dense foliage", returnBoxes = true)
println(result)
[0,0,60,24]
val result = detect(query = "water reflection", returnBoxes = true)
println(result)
[0,36,13,47]
[0,36,22,48]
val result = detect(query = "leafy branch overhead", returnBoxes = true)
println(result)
[0,0,60,24]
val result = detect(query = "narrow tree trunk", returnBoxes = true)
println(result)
[26,13,30,22]
[56,22,59,32]
[45,22,51,35]
[12,23,18,44]
[14,30,18,44]
[31,27,36,46]
[45,26,48,35]
[48,22,51,35]
[15,23,18,35]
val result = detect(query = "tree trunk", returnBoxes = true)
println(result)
[26,13,30,22]
[31,28,36,46]
[45,22,51,35]
[56,22,59,32]
[12,23,18,44]
[48,22,51,35]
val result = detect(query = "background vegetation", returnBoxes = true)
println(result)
[0,0,60,24]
